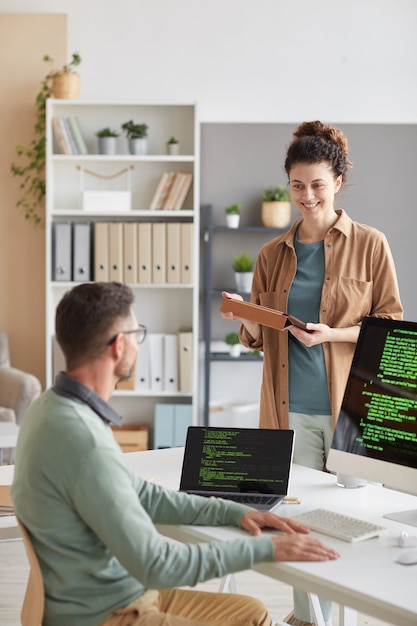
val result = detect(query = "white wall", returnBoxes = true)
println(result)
[3,0,417,123]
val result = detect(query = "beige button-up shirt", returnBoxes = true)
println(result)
[239,210,403,431]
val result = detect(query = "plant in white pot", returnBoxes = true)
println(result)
[225,332,241,357]
[224,203,242,228]
[167,136,180,155]
[232,252,254,293]
[261,185,291,228]
[121,120,149,155]
[96,127,119,155]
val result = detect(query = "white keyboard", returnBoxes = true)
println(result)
[291,508,387,543]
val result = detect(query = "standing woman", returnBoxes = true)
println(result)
[221,121,403,626]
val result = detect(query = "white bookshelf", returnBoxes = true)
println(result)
[45,100,200,441]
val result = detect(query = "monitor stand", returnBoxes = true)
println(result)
[383,509,417,528]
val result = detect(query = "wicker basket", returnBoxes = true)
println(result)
[51,72,80,99]
[261,201,291,228]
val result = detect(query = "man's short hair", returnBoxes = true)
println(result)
[56,282,135,369]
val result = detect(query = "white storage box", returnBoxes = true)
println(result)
[82,190,131,212]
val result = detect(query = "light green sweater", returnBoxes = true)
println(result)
[12,386,274,626]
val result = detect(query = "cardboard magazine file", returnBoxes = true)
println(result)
[219,298,307,331]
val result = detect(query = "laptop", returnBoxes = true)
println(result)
[179,426,295,511]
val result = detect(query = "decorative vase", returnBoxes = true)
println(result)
[98,136,118,155]
[167,143,180,155]
[261,201,291,228]
[226,214,240,228]
[51,72,80,99]
[129,137,148,155]
[234,271,254,293]
[229,344,241,358]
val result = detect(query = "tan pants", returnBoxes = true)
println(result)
[100,588,271,626]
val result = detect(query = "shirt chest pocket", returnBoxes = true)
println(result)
[332,276,373,326]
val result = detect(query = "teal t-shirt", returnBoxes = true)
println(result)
[287,233,331,415]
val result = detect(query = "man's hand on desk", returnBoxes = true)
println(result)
[240,510,340,562]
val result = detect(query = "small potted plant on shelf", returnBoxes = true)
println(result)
[232,252,254,293]
[96,127,119,155]
[167,136,180,155]
[224,203,242,228]
[261,185,291,228]
[121,120,149,155]
[225,332,241,358]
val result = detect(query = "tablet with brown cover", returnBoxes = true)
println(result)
[220,298,308,331]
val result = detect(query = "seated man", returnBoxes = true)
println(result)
[12,282,339,626]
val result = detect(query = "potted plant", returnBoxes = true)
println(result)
[167,136,180,155]
[96,127,119,155]
[232,252,254,293]
[48,52,82,99]
[261,185,292,228]
[224,203,242,228]
[225,332,241,358]
[121,120,149,155]
[10,52,81,225]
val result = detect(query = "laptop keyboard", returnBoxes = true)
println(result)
[291,508,387,543]
[194,492,278,506]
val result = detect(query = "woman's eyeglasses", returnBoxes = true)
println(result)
[107,324,147,346]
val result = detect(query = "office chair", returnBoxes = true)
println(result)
[17,518,44,626]
[0,331,41,425]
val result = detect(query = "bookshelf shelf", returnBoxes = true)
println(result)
[46,100,200,445]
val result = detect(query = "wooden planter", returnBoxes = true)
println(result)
[261,201,291,228]
[51,72,80,99]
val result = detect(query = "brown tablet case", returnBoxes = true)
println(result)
[220,298,307,331]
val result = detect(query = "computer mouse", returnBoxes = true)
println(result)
[396,550,417,565]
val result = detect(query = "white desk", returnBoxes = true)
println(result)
[2,448,417,626]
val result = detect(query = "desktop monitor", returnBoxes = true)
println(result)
[326,316,417,527]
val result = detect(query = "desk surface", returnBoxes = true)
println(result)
[2,447,417,626]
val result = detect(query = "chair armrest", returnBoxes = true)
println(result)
[0,368,42,425]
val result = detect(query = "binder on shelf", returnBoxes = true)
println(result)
[178,331,193,393]
[52,116,69,154]
[180,222,194,284]
[123,222,138,284]
[72,222,91,282]
[166,222,181,284]
[153,404,193,449]
[136,336,150,391]
[173,404,193,447]
[93,222,109,281]
[109,222,123,282]
[163,334,178,392]
[148,333,164,392]
[154,404,175,449]
[137,222,152,284]
[52,221,71,281]
[151,222,166,284]
[68,116,88,154]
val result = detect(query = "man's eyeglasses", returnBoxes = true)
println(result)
[107,324,147,346]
